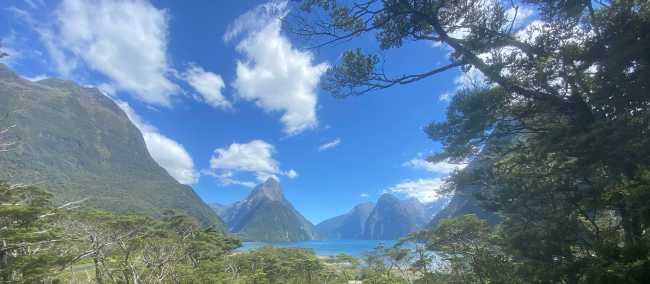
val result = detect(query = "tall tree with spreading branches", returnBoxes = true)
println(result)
[294,0,650,282]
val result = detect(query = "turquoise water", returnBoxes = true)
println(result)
[238,240,401,257]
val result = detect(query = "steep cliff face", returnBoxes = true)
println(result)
[316,202,374,239]
[222,178,318,241]
[363,194,422,240]
[0,64,223,227]
[428,159,500,228]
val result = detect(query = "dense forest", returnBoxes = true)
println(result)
[1,0,649,283]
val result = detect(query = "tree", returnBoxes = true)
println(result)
[296,0,650,282]
[0,182,68,282]
[407,214,519,284]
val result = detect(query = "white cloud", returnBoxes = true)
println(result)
[360,193,369,198]
[24,0,45,9]
[22,74,48,82]
[455,67,487,90]
[515,20,547,43]
[318,138,341,151]
[202,170,257,188]
[505,6,534,29]
[440,67,488,102]
[116,100,198,185]
[388,178,448,203]
[183,64,231,109]
[0,31,25,67]
[39,0,178,106]
[285,169,298,179]
[438,5,535,102]
[403,158,467,175]
[208,140,297,186]
[226,1,329,135]
[439,92,453,102]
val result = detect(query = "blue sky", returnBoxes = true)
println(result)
[0,0,530,223]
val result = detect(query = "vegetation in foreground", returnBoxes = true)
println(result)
[2,0,649,283]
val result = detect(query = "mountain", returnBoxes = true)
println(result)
[316,202,374,240]
[363,194,430,240]
[428,182,500,227]
[0,64,223,228]
[422,197,450,220]
[317,195,450,240]
[222,178,318,241]
[428,158,500,228]
[209,202,230,220]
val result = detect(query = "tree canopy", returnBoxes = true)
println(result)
[295,0,650,282]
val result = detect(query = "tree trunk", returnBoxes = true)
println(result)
[94,254,104,284]
[1,240,8,282]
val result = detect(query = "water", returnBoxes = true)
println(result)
[238,240,401,257]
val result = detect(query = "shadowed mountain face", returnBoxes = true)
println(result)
[221,178,318,242]
[316,202,374,240]
[0,64,223,228]
[209,203,230,219]
[428,156,500,228]
[317,194,449,240]
[363,194,425,240]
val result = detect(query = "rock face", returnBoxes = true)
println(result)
[317,194,450,240]
[363,194,426,240]
[316,202,374,240]
[222,178,318,241]
[428,185,500,227]
[0,64,223,228]
[428,159,500,228]
[209,203,230,220]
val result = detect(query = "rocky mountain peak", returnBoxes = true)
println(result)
[250,177,284,201]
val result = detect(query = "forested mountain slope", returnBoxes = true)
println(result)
[0,64,223,227]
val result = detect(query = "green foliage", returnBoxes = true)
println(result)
[226,246,325,283]
[410,215,520,284]
[58,209,240,283]
[298,0,650,282]
[0,67,223,228]
[0,181,67,282]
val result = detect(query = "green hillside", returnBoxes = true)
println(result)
[0,64,223,228]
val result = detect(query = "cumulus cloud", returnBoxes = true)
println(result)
[31,0,179,106]
[285,169,298,179]
[360,193,369,198]
[403,158,467,175]
[226,1,329,135]
[439,92,453,102]
[115,100,198,185]
[182,64,231,109]
[505,6,535,29]
[208,140,297,187]
[318,138,341,152]
[387,178,448,203]
[22,74,49,82]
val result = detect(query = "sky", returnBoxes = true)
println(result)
[0,0,534,223]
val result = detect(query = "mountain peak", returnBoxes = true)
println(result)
[377,193,399,204]
[250,177,284,201]
[0,63,21,81]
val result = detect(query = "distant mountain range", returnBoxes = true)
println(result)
[0,63,496,240]
[0,64,223,228]
[316,194,449,240]
[216,178,318,242]
[316,202,374,240]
